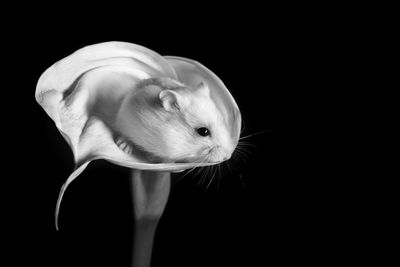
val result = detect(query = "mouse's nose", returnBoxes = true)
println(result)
[222,153,231,161]
[212,147,232,162]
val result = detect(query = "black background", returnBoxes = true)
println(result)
[3,9,362,267]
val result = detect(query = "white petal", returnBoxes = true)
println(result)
[36,42,241,228]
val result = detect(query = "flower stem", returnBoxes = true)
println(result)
[130,169,171,267]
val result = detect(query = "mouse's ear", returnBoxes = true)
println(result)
[195,81,210,97]
[159,90,186,112]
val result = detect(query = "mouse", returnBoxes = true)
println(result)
[113,77,236,164]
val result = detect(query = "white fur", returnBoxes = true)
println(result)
[115,78,235,163]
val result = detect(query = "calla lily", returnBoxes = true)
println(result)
[35,42,241,233]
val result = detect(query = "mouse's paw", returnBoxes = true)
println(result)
[115,137,133,155]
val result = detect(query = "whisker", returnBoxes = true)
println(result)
[179,167,196,180]
[196,166,209,187]
[236,145,251,152]
[236,143,256,157]
[232,151,245,165]
[234,148,250,160]
[236,147,253,158]
[202,166,212,187]
[232,149,244,164]
[175,158,206,184]
[206,166,217,191]
[239,130,270,141]
[236,146,256,156]
[199,167,206,186]
[240,118,246,135]
[237,141,258,148]
[225,158,235,176]
[193,167,204,185]
[204,166,213,185]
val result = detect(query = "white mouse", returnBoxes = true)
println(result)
[113,77,236,164]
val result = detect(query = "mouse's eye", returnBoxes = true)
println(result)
[196,127,211,137]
